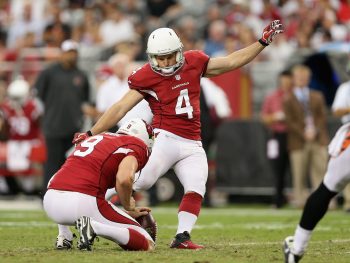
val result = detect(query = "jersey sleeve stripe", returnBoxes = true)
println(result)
[113,148,134,155]
[140,90,159,101]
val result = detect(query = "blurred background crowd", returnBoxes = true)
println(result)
[0,0,350,210]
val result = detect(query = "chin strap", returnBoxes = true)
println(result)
[160,67,175,74]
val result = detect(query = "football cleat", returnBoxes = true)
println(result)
[56,234,75,250]
[75,216,97,251]
[283,236,303,263]
[170,231,204,250]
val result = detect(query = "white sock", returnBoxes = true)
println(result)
[176,211,197,234]
[58,224,73,240]
[91,219,129,245]
[293,225,312,255]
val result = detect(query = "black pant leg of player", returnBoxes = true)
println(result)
[299,182,337,231]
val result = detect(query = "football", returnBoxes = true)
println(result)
[136,213,157,242]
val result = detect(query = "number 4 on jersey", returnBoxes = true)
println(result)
[175,89,193,119]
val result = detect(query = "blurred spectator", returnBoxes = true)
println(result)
[6,2,45,48]
[34,40,90,196]
[10,0,47,22]
[100,34,144,62]
[259,0,281,23]
[119,0,148,48]
[286,30,314,69]
[263,34,295,69]
[42,3,72,47]
[176,15,201,48]
[0,0,10,31]
[283,64,329,208]
[145,0,182,29]
[98,3,135,48]
[201,3,222,39]
[337,0,350,24]
[225,0,250,27]
[204,20,227,56]
[236,23,257,48]
[94,63,113,90]
[71,7,101,46]
[96,53,153,130]
[200,78,231,207]
[261,70,293,208]
[331,62,350,212]
[311,8,348,50]
[146,0,178,18]
[60,0,85,28]
[0,78,44,196]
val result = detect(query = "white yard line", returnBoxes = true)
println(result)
[0,221,55,227]
[0,221,336,233]
[0,199,42,210]
[0,201,344,218]
[226,239,350,247]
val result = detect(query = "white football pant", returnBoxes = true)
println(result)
[133,129,208,197]
[324,146,350,193]
[43,189,153,243]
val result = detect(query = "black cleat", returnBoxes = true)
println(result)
[75,216,96,251]
[283,236,303,263]
[56,234,75,250]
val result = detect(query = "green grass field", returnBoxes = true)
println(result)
[1,205,350,263]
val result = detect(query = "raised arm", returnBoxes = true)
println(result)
[72,89,144,144]
[204,20,283,77]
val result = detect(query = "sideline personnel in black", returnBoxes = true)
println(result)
[34,40,90,195]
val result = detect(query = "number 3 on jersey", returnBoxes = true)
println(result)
[74,135,103,157]
[175,89,193,119]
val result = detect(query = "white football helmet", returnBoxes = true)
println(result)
[146,28,184,76]
[117,118,154,151]
[7,79,30,104]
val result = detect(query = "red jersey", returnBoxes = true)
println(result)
[0,99,43,140]
[128,50,209,140]
[48,133,150,199]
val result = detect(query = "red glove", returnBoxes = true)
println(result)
[72,130,92,145]
[259,20,283,46]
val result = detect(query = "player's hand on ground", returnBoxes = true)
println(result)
[72,131,91,145]
[127,207,151,219]
[259,20,284,46]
